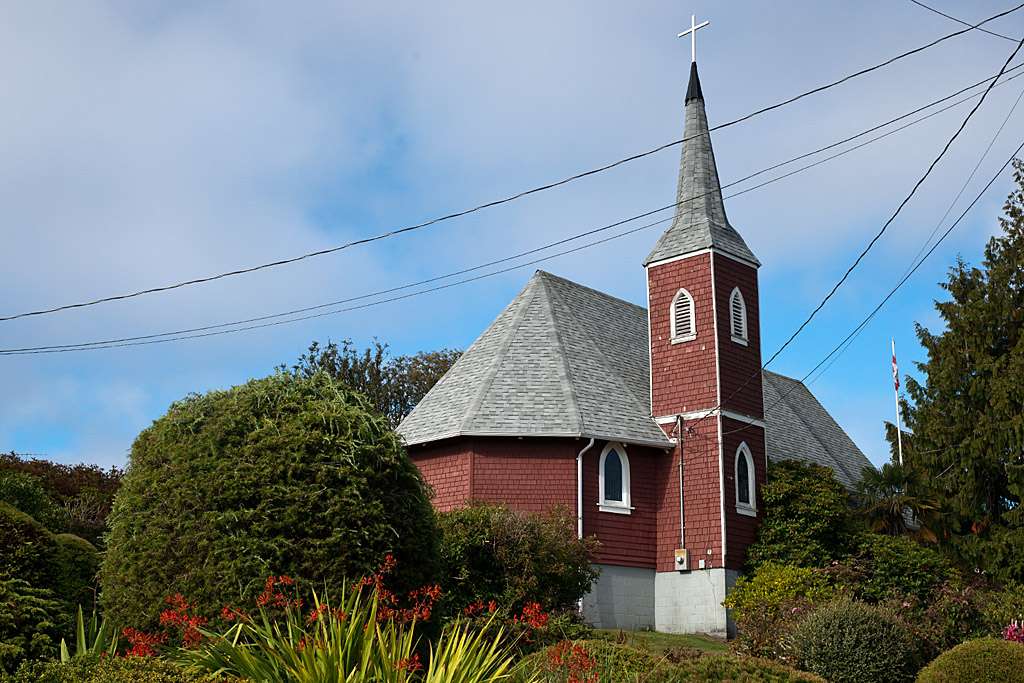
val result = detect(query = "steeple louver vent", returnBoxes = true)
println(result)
[730,287,747,343]
[672,288,696,341]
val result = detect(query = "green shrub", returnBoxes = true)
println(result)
[0,472,69,533]
[827,534,956,603]
[745,459,862,571]
[915,637,1024,683]
[437,503,600,618]
[644,654,827,682]
[5,654,242,682]
[100,372,441,632]
[723,562,833,661]
[0,502,59,587]
[0,577,62,674]
[55,535,100,616]
[793,600,914,683]
[982,580,1024,635]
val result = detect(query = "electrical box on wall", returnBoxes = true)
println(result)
[674,549,689,571]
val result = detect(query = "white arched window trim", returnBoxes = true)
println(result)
[735,442,756,517]
[730,287,748,345]
[598,442,634,514]
[670,288,697,344]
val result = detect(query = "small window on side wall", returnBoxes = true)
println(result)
[671,288,696,343]
[735,442,756,516]
[599,442,633,514]
[730,287,747,345]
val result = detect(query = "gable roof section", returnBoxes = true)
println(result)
[761,370,873,490]
[643,62,759,268]
[398,271,672,448]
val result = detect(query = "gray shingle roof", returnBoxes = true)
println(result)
[398,271,872,491]
[762,370,873,490]
[398,271,671,447]
[643,63,759,268]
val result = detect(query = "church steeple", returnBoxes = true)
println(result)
[643,62,759,267]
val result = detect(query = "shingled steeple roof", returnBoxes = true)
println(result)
[644,62,758,267]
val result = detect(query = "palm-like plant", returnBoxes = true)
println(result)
[856,461,941,543]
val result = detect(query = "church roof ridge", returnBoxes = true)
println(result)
[643,61,759,268]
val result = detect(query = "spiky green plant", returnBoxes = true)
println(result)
[174,584,524,683]
[59,605,119,662]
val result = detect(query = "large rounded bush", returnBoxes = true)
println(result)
[100,372,440,630]
[915,637,1024,683]
[793,600,914,683]
[0,502,59,587]
[54,534,100,614]
[6,654,243,682]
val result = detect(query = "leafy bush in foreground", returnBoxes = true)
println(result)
[915,637,1024,683]
[723,562,833,661]
[438,503,600,619]
[100,372,440,631]
[793,600,914,683]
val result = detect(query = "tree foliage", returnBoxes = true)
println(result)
[100,371,441,632]
[744,460,861,571]
[286,339,460,426]
[896,159,1024,579]
[0,453,122,548]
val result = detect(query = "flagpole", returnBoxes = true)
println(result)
[892,338,904,465]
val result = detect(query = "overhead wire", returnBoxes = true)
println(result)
[908,0,1018,42]
[722,137,1024,440]
[3,1,1023,324]
[6,65,1022,356]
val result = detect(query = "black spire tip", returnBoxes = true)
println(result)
[685,61,703,104]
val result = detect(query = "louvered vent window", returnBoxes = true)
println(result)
[730,287,747,342]
[671,288,695,341]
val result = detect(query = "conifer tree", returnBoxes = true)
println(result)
[897,159,1024,577]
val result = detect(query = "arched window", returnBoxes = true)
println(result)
[599,442,633,514]
[730,287,747,344]
[735,442,756,516]
[671,288,696,342]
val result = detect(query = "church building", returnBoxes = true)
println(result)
[397,58,871,637]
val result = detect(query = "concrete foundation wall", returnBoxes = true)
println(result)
[582,564,656,631]
[654,568,741,638]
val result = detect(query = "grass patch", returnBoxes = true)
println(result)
[593,629,729,657]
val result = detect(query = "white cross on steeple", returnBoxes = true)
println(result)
[678,14,709,64]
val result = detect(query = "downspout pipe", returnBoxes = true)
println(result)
[576,438,596,540]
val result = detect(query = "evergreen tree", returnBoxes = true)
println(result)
[897,159,1024,577]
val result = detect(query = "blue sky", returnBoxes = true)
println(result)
[2,1,1022,471]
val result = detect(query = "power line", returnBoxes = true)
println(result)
[804,85,1024,388]
[908,0,1018,42]
[761,33,1024,370]
[3,2,1022,325]
[4,60,1022,356]
[723,138,1024,441]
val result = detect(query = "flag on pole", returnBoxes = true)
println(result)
[892,346,899,392]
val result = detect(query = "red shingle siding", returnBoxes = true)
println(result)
[411,441,471,512]
[713,254,764,419]
[471,438,576,513]
[648,254,718,418]
[721,417,767,570]
[654,417,723,572]
[581,442,661,568]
